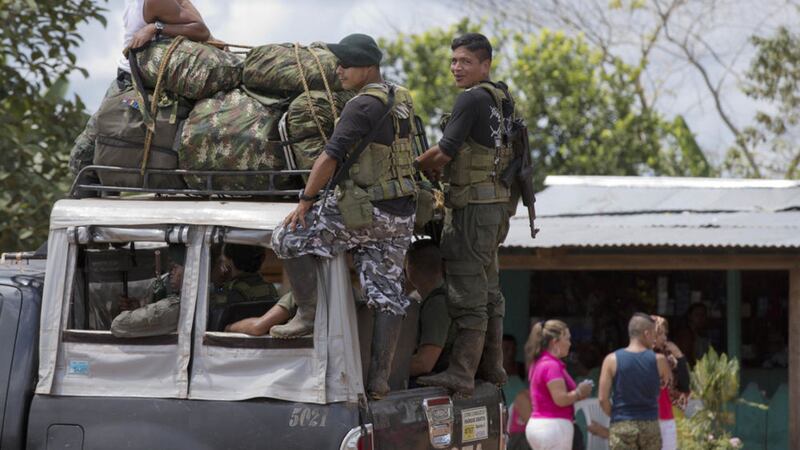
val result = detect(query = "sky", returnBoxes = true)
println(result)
[66,0,786,168]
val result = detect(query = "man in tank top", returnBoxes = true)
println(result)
[598,313,672,450]
[69,0,211,190]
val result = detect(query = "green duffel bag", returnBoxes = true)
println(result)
[243,42,341,96]
[135,38,243,100]
[285,90,354,169]
[94,86,191,189]
[179,89,296,191]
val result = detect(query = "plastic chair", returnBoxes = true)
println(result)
[574,398,610,450]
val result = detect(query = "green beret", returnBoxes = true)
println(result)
[327,33,382,67]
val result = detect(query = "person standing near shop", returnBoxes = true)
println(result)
[651,315,691,450]
[414,32,514,396]
[598,313,672,450]
[69,0,211,182]
[271,34,417,401]
[523,320,593,450]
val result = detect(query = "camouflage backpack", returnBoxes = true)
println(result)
[243,42,341,96]
[93,86,191,189]
[284,90,354,169]
[135,38,243,100]
[179,89,293,191]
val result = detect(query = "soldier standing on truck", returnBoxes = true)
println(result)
[69,0,212,184]
[414,33,516,396]
[271,34,417,401]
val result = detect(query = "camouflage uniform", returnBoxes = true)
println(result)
[272,195,414,316]
[211,272,279,307]
[609,420,662,450]
[110,294,180,338]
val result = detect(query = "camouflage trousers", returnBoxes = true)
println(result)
[440,202,510,332]
[272,195,414,316]
[69,71,132,175]
[609,420,662,450]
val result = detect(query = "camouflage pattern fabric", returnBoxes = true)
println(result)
[272,195,414,316]
[286,90,354,169]
[609,420,662,450]
[136,39,243,100]
[180,88,294,190]
[110,295,180,338]
[70,78,130,175]
[243,42,342,96]
[440,203,510,333]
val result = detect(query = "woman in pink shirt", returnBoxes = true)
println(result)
[651,315,691,450]
[524,320,592,450]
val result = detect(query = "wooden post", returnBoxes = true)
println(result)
[790,269,800,450]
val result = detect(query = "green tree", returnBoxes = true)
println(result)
[510,30,697,187]
[0,0,106,251]
[737,26,800,179]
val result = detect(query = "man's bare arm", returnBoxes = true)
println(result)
[415,145,452,180]
[409,344,443,376]
[143,0,210,41]
[598,353,616,417]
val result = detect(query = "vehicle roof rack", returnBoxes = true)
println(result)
[70,166,311,199]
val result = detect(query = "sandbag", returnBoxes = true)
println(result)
[94,86,191,189]
[136,39,243,100]
[243,42,341,96]
[285,90,354,169]
[179,89,295,191]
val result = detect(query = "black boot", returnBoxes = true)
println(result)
[416,328,485,397]
[366,311,404,400]
[476,316,507,386]
[270,255,317,338]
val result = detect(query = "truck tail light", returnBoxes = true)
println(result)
[340,423,373,450]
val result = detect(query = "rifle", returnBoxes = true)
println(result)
[412,115,444,244]
[501,120,539,238]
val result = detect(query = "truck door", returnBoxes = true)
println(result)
[0,284,23,449]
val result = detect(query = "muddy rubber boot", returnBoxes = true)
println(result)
[416,328,485,397]
[476,316,507,386]
[366,311,404,400]
[270,255,317,339]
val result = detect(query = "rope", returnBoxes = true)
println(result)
[308,46,338,122]
[141,36,185,175]
[294,42,329,145]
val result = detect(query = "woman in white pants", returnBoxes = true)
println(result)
[524,320,593,450]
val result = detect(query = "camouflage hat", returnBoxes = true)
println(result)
[167,244,186,266]
[327,33,382,67]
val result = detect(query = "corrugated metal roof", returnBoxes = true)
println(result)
[503,176,800,249]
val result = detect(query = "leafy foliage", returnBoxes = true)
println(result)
[0,0,106,250]
[736,26,800,179]
[676,348,742,449]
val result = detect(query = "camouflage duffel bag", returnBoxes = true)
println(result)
[135,39,243,100]
[243,42,341,96]
[284,90,354,169]
[94,86,191,189]
[179,89,296,191]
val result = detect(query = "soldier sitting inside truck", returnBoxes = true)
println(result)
[111,243,278,337]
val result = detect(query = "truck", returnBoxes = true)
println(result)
[0,167,507,450]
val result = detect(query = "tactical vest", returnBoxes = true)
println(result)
[346,83,417,202]
[443,81,514,208]
[220,273,278,305]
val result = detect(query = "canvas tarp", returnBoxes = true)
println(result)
[37,201,364,403]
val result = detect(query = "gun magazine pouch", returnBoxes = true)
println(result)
[336,180,374,230]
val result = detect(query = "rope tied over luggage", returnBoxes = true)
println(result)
[293,42,338,145]
[141,36,186,176]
